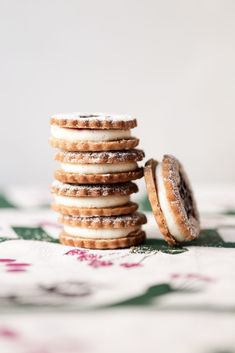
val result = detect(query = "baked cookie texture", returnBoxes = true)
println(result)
[49,137,139,152]
[51,202,138,217]
[50,113,146,249]
[51,180,139,197]
[144,156,200,246]
[60,230,146,250]
[59,213,147,249]
[54,149,144,184]
[50,113,137,130]
[50,113,139,152]
[51,181,139,217]
[54,168,144,184]
[54,149,145,164]
[59,213,147,228]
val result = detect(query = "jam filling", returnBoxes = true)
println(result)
[178,171,196,218]
[79,115,110,119]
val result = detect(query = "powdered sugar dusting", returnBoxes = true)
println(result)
[57,149,145,163]
[62,212,147,226]
[163,154,200,239]
[52,180,138,196]
[51,113,134,122]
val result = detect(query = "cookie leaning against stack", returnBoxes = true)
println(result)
[50,113,147,249]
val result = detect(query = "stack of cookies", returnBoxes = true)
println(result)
[49,113,147,249]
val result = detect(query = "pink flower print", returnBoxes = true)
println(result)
[77,252,98,262]
[89,259,113,268]
[120,262,142,268]
[170,273,214,283]
[65,248,113,268]
[186,273,214,282]
[171,273,181,279]
[65,249,83,256]
[6,263,31,267]
[0,259,31,273]
[0,258,16,263]
[0,327,19,340]
[6,263,31,273]
[170,273,215,292]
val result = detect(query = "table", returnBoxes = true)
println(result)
[0,184,235,353]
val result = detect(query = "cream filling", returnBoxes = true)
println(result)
[60,162,137,174]
[64,225,140,239]
[51,125,131,142]
[54,195,130,208]
[156,163,185,241]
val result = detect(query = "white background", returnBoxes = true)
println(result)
[0,0,235,186]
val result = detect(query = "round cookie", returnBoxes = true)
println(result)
[54,168,143,184]
[59,213,147,249]
[55,149,145,164]
[144,156,200,246]
[52,203,138,217]
[49,137,139,152]
[59,212,147,228]
[49,114,139,152]
[54,149,144,184]
[51,180,138,197]
[50,113,137,130]
[60,230,146,250]
[51,181,139,216]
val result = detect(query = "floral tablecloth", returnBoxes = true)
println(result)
[0,184,235,353]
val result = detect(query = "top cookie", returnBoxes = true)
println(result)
[50,113,137,130]
[144,155,200,246]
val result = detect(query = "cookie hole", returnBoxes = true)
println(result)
[178,171,196,219]
[79,115,108,119]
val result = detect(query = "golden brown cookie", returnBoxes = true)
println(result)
[49,137,139,152]
[51,180,138,197]
[55,149,145,164]
[50,113,137,130]
[51,181,139,216]
[59,212,147,228]
[144,156,200,246]
[59,213,147,249]
[51,202,138,217]
[54,168,144,184]
[54,149,144,184]
[59,230,146,249]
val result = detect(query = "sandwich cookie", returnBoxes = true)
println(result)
[54,150,144,184]
[50,113,139,151]
[144,155,200,246]
[59,213,147,249]
[51,180,139,216]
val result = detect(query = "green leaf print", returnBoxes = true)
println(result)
[0,194,16,208]
[184,229,235,249]
[107,283,175,307]
[223,209,235,216]
[12,227,58,243]
[131,238,188,255]
[139,195,152,212]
